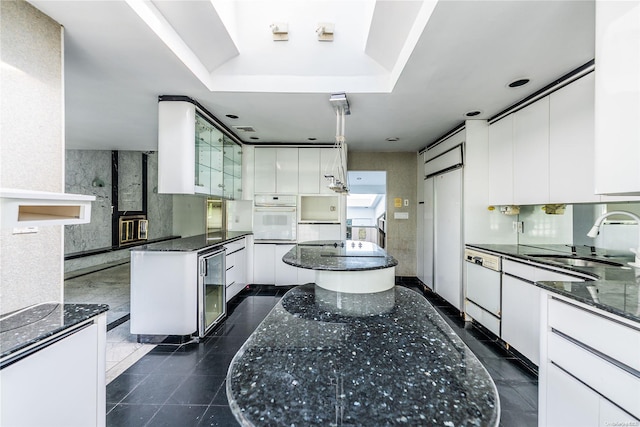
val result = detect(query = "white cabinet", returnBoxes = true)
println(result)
[254,147,298,194]
[298,148,336,194]
[595,1,640,195]
[488,115,514,205]
[416,202,424,283]
[423,176,434,289]
[225,238,247,302]
[513,97,550,205]
[540,295,640,424]
[253,243,300,285]
[501,258,584,366]
[1,316,106,427]
[549,72,600,203]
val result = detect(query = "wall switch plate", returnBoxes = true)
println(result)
[512,221,524,233]
[403,199,409,207]
[394,212,409,220]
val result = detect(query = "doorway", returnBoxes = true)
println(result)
[346,171,387,248]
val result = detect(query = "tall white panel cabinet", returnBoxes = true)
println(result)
[254,148,298,194]
[487,115,514,205]
[298,148,336,194]
[513,98,549,205]
[595,1,640,195]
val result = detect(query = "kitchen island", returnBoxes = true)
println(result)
[227,284,500,426]
[282,240,398,293]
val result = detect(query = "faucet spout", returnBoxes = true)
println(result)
[587,210,640,266]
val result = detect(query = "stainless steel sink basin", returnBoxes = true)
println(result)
[528,254,623,268]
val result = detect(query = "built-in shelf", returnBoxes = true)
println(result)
[1,188,95,228]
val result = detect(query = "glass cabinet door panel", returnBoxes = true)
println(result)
[200,251,225,337]
[195,114,213,193]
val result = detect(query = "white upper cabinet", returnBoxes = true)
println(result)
[254,147,299,194]
[488,115,514,205]
[298,148,321,194]
[549,72,600,203]
[513,98,550,205]
[595,1,640,195]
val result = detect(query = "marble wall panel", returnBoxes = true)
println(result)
[117,151,143,212]
[146,152,174,240]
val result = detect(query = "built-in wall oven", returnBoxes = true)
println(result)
[253,195,297,241]
[464,248,502,336]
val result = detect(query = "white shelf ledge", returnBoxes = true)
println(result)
[1,188,95,228]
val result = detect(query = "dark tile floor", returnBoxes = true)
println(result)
[106,282,538,426]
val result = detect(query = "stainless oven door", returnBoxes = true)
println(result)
[253,206,297,241]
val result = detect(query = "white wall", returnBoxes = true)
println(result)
[0,0,65,314]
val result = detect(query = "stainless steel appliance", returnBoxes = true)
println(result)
[464,248,502,336]
[253,194,297,241]
[198,247,226,337]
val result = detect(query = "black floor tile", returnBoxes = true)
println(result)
[209,380,228,406]
[193,353,236,376]
[107,373,147,404]
[494,380,537,412]
[199,405,238,427]
[499,409,537,427]
[146,404,209,427]
[122,374,188,405]
[167,375,226,405]
[106,403,160,427]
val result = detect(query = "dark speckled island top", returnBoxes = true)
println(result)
[282,240,398,271]
[227,284,500,427]
[0,303,109,366]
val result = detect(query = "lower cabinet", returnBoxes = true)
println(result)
[1,316,106,427]
[225,238,247,301]
[540,295,640,425]
[253,243,300,285]
[501,259,585,366]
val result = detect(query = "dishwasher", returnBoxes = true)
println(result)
[464,248,502,336]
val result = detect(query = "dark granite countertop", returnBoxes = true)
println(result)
[129,231,252,253]
[466,243,640,323]
[227,284,499,427]
[282,240,398,271]
[0,303,109,365]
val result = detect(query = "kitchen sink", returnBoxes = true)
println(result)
[528,254,624,268]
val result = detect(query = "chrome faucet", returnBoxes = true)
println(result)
[587,210,640,266]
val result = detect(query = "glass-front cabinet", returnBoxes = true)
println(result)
[198,247,226,337]
[158,97,243,199]
[223,135,242,200]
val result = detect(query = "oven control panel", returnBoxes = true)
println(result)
[464,248,501,271]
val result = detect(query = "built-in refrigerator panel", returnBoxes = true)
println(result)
[434,168,463,311]
[423,177,435,290]
[198,248,226,337]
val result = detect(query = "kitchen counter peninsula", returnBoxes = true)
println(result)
[282,240,398,293]
[227,284,500,427]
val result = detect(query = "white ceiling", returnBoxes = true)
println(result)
[28,0,595,153]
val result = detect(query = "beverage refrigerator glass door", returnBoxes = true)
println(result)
[198,247,226,337]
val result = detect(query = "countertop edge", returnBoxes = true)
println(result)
[130,231,253,253]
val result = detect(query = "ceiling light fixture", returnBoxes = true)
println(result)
[270,23,289,41]
[316,23,334,42]
[464,110,482,117]
[508,78,530,88]
[385,137,399,142]
[325,92,349,193]
[249,136,260,140]
[226,114,239,119]
[307,137,317,141]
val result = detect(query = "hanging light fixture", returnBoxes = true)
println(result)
[325,93,350,193]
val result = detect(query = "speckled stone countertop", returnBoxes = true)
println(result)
[130,231,252,252]
[227,284,500,426]
[282,240,398,271]
[466,243,640,323]
[0,303,109,365]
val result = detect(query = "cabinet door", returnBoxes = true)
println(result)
[275,244,298,285]
[546,363,600,427]
[416,203,425,283]
[298,148,320,194]
[487,115,514,205]
[423,177,434,289]
[254,148,277,194]
[501,274,541,365]
[253,243,275,283]
[276,148,299,194]
[513,97,550,205]
[549,73,600,203]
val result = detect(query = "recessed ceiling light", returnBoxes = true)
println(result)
[508,78,530,88]
[465,110,482,117]
[307,137,317,141]
[250,136,260,140]
[385,137,399,142]
[226,114,239,119]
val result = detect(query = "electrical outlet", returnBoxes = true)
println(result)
[403,199,409,207]
[513,221,524,233]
